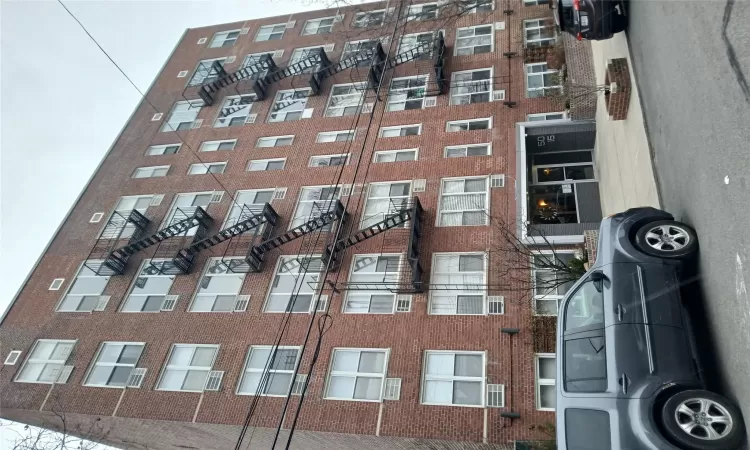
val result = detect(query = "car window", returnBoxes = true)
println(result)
[564,279,604,332]
[564,336,607,392]
[565,409,612,450]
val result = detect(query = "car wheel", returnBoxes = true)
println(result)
[661,390,746,450]
[634,220,698,259]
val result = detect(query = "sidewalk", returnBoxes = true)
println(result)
[589,34,661,216]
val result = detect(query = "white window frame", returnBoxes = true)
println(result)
[325,83,366,117]
[324,348,390,402]
[236,345,301,396]
[526,63,562,98]
[301,16,335,35]
[83,342,145,388]
[262,256,323,313]
[398,31,436,58]
[459,0,495,13]
[341,39,383,65]
[187,58,226,86]
[454,24,494,56]
[428,252,488,315]
[532,250,576,316]
[527,112,568,121]
[156,344,219,392]
[255,23,286,42]
[450,68,493,106]
[309,154,350,167]
[316,130,356,143]
[421,350,486,407]
[100,195,154,239]
[343,254,402,314]
[289,46,325,74]
[188,258,247,312]
[247,158,286,172]
[379,124,422,137]
[161,100,203,132]
[133,165,169,179]
[214,95,255,128]
[406,3,438,21]
[444,143,492,158]
[146,144,181,156]
[523,18,556,48]
[268,89,311,123]
[290,185,341,229]
[535,353,556,411]
[161,191,214,235]
[200,139,237,152]
[242,52,275,79]
[14,339,76,384]
[437,176,490,227]
[352,9,389,28]
[223,189,276,228]
[120,259,177,312]
[446,117,493,132]
[188,162,227,175]
[361,181,412,229]
[373,149,419,163]
[387,75,429,111]
[209,30,240,48]
[56,260,110,312]
[256,135,294,148]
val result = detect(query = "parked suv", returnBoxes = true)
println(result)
[556,207,746,450]
[555,0,626,41]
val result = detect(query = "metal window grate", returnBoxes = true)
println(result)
[273,188,287,200]
[423,97,437,107]
[245,114,258,124]
[4,351,21,366]
[396,295,412,312]
[204,370,224,391]
[291,374,308,395]
[210,191,224,203]
[161,295,179,311]
[487,384,505,407]
[384,378,402,400]
[492,90,506,101]
[362,103,374,114]
[488,296,504,314]
[490,174,505,188]
[234,295,250,312]
[94,296,111,312]
[126,368,147,388]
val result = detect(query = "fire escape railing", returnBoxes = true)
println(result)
[84,210,150,276]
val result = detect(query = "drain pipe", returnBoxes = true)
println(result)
[500,328,521,420]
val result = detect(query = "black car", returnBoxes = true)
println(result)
[555,0,627,41]
[556,207,746,450]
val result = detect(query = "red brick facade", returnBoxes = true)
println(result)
[1,2,562,448]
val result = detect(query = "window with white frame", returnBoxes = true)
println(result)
[316,130,356,143]
[325,83,366,117]
[536,354,556,410]
[444,143,491,158]
[264,256,323,313]
[242,52,273,80]
[209,30,240,48]
[188,162,226,175]
[387,76,428,111]
[341,39,381,67]
[450,69,492,105]
[200,139,236,152]
[15,339,76,384]
[164,192,214,236]
[344,255,401,313]
[455,25,493,56]
[438,177,488,226]
[122,260,177,312]
[157,344,218,391]
[190,258,246,312]
[406,3,438,20]
[533,252,577,315]
[458,0,494,13]
[237,346,300,395]
[302,17,335,35]
[446,118,492,132]
[214,95,255,127]
[430,253,486,315]
[84,342,144,387]
[374,149,418,163]
[255,23,286,42]
[257,135,294,148]
[310,154,349,167]
[57,261,110,312]
[524,19,556,48]
[146,144,180,155]
[422,351,485,406]
[353,10,388,28]
[526,63,561,98]
[379,124,421,137]
[248,158,286,172]
[224,189,274,227]
[161,100,203,132]
[398,32,435,60]
[269,89,310,122]
[101,195,153,239]
[362,182,411,228]
[290,186,340,229]
[527,112,566,121]
[325,348,388,401]
[187,58,225,86]
[133,165,169,178]
[289,46,324,74]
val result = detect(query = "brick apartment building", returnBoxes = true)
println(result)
[1,1,601,448]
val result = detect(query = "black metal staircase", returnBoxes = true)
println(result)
[84,209,150,276]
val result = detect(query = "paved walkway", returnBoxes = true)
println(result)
[590,34,661,215]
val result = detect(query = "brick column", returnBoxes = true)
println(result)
[604,57,631,120]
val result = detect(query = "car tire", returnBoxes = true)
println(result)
[661,390,746,450]
[634,220,698,259]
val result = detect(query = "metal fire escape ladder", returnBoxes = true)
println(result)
[309,45,384,93]
[378,31,448,95]
[84,209,150,276]
[198,54,278,105]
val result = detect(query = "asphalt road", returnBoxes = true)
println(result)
[625,0,750,443]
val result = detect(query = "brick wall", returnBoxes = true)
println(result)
[584,229,599,263]
[561,34,597,120]
[604,57,631,120]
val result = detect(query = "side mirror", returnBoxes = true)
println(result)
[590,270,605,282]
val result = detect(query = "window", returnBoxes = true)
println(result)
[536,354,556,410]
[101,195,153,239]
[214,95,254,128]
[387,76,428,111]
[316,130,355,143]
[257,135,294,148]
[289,46,324,74]
[242,52,273,80]
[564,336,607,392]
[15,340,75,384]
[564,279,605,331]
[224,189,274,227]
[455,25,493,55]
[161,100,202,132]
[164,192,214,236]
[374,149,418,163]
[398,32,435,60]
[446,118,492,131]
[406,3,438,20]
[422,351,485,406]
[200,139,236,152]
[187,58,225,86]
[263,256,323,313]
[438,177,489,226]
[146,144,180,155]
[133,165,169,178]
[444,143,491,158]
[341,39,381,67]
[190,258,246,312]
[459,0,494,13]
[188,162,226,175]
[524,19,556,48]
[237,346,300,395]
[248,158,286,172]
[310,154,349,167]
[353,10,388,28]
[209,30,240,48]
[84,342,144,387]
[430,253,486,315]
[362,182,411,228]
[302,17,334,35]
[255,23,286,41]
[344,255,401,313]
[325,83,366,117]
[291,186,340,229]
[157,344,218,391]
[269,89,310,122]
[122,260,177,312]
[565,409,612,450]
[526,63,561,98]
[57,261,110,312]
[527,112,567,121]
[533,252,577,315]
[379,124,421,137]
[451,69,492,105]
[325,348,389,401]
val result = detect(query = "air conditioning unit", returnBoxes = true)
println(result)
[161,295,179,311]
[273,187,287,200]
[191,119,203,129]
[204,370,224,391]
[334,14,344,23]
[286,20,296,28]
[316,295,329,312]
[413,179,427,192]
[245,114,258,124]
[488,296,504,314]
[291,374,308,395]
[149,194,165,207]
[272,50,284,58]
[225,56,236,64]
[362,103,374,114]
[240,28,250,35]
[423,97,437,107]
[396,295,412,312]
[234,295,250,312]
[324,43,335,52]
[492,90,506,101]
[494,21,506,30]
[210,191,224,203]
[340,184,352,196]
[384,378,402,400]
[490,174,505,188]
[126,368,147,388]
[94,295,111,312]
[487,384,505,407]
[302,108,314,118]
